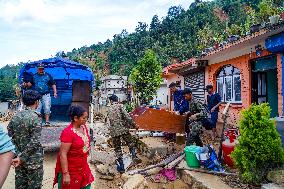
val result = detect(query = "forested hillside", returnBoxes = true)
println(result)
[0,0,283,101]
[0,64,22,101]
[64,0,283,77]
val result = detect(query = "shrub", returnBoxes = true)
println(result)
[231,103,284,185]
[124,102,135,113]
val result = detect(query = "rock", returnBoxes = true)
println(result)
[121,173,131,182]
[96,164,109,175]
[261,183,284,189]
[123,174,145,189]
[267,169,284,185]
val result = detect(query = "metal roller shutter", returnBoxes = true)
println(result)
[184,71,205,102]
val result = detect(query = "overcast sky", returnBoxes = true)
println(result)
[0,0,195,68]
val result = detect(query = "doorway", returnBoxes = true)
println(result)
[251,56,278,117]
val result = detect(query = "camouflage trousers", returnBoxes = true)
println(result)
[112,132,136,159]
[186,121,203,147]
[15,164,43,189]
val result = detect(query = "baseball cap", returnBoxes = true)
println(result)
[37,63,44,68]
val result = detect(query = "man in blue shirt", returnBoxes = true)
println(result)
[205,85,222,140]
[169,82,189,115]
[0,126,15,188]
[33,63,57,126]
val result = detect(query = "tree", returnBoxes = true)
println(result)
[150,15,160,30]
[129,50,162,104]
[135,22,148,33]
[167,6,184,20]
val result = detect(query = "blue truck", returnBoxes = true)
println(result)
[18,57,95,125]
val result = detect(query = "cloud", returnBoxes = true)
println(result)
[0,0,94,25]
[0,0,194,67]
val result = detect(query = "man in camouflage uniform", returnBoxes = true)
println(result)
[183,88,207,147]
[106,94,142,173]
[8,90,43,189]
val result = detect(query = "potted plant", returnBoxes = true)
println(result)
[278,7,284,21]
[258,0,281,25]
[269,15,280,24]
[213,34,223,49]
[245,7,261,33]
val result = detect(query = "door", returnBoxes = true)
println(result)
[251,56,278,117]
[72,81,91,112]
[252,72,267,104]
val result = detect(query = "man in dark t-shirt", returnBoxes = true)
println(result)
[205,85,222,140]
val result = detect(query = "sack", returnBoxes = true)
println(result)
[203,145,224,172]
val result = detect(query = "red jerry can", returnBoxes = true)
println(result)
[222,129,238,167]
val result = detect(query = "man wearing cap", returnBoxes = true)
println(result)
[183,88,207,146]
[204,85,222,139]
[169,82,189,115]
[33,63,57,126]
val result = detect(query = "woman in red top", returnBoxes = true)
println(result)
[53,105,94,189]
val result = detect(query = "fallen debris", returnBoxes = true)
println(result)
[128,152,183,175]
[267,169,284,185]
[123,174,147,189]
[178,167,237,176]
[165,154,185,169]
[96,164,109,175]
[261,183,284,189]
[99,175,114,181]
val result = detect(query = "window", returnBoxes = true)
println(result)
[216,65,241,103]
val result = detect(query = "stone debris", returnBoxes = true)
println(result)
[122,174,147,189]
[96,164,109,175]
[267,169,284,185]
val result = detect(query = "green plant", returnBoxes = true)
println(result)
[244,6,257,33]
[124,102,135,112]
[129,49,162,104]
[227,24,242,36]
[231,103,284,185]
[258,0,278,22]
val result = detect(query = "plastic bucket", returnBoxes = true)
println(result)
[184,146,200,168]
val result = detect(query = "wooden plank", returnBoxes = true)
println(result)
[131,107,186,133]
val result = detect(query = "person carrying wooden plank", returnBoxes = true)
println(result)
[106,94,142,173]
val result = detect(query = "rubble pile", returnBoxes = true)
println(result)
[93,113,105,122]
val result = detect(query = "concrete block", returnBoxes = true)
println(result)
[180,169,233,189]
